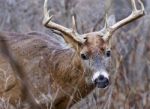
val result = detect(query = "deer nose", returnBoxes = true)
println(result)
[94,75,109,88]
[92,70,109,88]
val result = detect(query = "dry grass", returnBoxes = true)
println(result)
[0,0,149,109]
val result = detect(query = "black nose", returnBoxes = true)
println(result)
[94,75,109,88]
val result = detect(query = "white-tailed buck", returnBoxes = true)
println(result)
[0,0,144,109]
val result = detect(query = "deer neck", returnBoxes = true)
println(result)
[46,48,95,98]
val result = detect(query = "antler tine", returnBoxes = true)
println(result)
[131,0,137,11]
[43,0,85,44]
[43,0,53,25]
[72,15,77,33]
[102,0,145,41]
[98,13,110,38]
[102,13,109,32]
[138,0,144,11]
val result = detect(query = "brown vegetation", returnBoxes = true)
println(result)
[0,0,149,109]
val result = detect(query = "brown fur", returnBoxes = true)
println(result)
[0,31,95,109]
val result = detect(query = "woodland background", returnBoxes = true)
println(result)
[0,0,149,109]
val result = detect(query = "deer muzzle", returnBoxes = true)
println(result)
[92,70,109,88]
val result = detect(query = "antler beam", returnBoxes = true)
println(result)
[102,0,145,41]
[43,0,85,44]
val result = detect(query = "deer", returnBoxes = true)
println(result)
[0,0,144,109]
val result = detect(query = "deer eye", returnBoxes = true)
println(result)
[81,53,89,60]
[106,50,111,57]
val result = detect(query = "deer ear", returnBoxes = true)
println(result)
[61,34,81,50]
[51,29,80,49]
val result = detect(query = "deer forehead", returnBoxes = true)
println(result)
[86,35,104,44]
[82,35,106,52]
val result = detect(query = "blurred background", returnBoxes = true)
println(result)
[0,0,149,109]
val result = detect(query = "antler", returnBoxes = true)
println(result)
[43,0,85,44]
[101,0,145,41]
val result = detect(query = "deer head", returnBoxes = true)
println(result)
[43,0,144,88]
